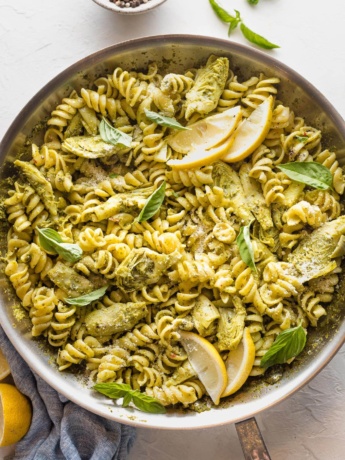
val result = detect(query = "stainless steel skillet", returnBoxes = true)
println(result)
[0,37,344,442]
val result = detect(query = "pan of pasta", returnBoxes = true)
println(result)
[1,35,344,429]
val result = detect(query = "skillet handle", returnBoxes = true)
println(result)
[235,417,271,460]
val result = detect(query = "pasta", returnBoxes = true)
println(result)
[4,55,345,411]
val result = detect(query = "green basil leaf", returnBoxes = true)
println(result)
[37,228,83,262]
[136,181,166,222]
[65,286,108,306]
[122,393,133,408]
[277,162,333,190]
[99,118,132,147]
[209,0,240,23]
[144,109,189,131]
[236,222,257,272]
[260,324,307,368]
[240,22,280,49]
[93,383,166,414]
[247,0,259,4]
[228,9,241,35]
[295,135,309,143]
[93,383,132,399]
[131,390,167,414]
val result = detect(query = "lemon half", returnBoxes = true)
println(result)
[221,328,255,397]
[222,96,274,163]
[167,106,242,170]
[168,105,242,154]
[0,383,32,446]
[179,331,227,405]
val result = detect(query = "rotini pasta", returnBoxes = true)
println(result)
[4,55,345,412]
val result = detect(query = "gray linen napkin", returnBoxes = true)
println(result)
[0,326,136,460]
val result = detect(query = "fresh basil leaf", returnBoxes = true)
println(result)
[37,228,83,262]
[247,0,259,4]
[227,9,241,35]
[277,162,332,190]
[122,393,133,408]
[209,0,240,23]
[136,181,166,222]
[99,118,132,147]
[240,22,280,49]
[65,286,108,306]
[295,135,309,143]
[93,383,166,414]
[236,222,257,272]
[131,390,167,414]
[94,383,131,400]
[260,324,307,368]
[109,173,119,178]
[144,109,189,131]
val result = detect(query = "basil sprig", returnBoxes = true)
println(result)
[94,383,166,414]
[236,221,257,272]
[99,118,132,147]
[136,181,166,222]
[209,0,279,49]
[37,228,83,263]
[260,324,307,368]
[65,286,108,306]
[277,162,333,190]
[240,23,280,50]
[144,109,189,131]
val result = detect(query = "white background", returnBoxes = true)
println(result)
[0,0,344,459]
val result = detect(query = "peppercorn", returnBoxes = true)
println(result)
[112,0,151,8]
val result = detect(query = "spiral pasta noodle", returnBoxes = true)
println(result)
[4,55,345,412]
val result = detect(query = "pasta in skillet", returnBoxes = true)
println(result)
[4,55,345,409]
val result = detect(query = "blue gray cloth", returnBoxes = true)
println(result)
[0,327,136,460]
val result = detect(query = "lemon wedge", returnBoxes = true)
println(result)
[0,350,10,382]
[222,96,274,163]
[168,106,242,154]
[221,328,255,398]
[167,132,237,170]
[0,383,32,446]
[179,331,227,405]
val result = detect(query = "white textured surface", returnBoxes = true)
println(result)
[0,0,344,458]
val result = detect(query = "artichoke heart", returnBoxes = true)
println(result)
[85,302,147,336]
[212,161,254,225]
[288,216,345,282]
[48,261,95,298]
[115,247,182,292]
[61,135,127,159]
[216,297,246,351]
[184,55,229,120]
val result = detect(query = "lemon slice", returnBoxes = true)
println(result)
[0,383,32,446]
[179,331,227,405]
[167,132,236,170]
[0,350,10,382]
[221,328,255,398]
[168,106,242,154]
[222,96,274,163]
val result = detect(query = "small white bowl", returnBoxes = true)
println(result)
[92,0,167,14]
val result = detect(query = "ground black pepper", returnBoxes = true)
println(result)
[111,0,151,8]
